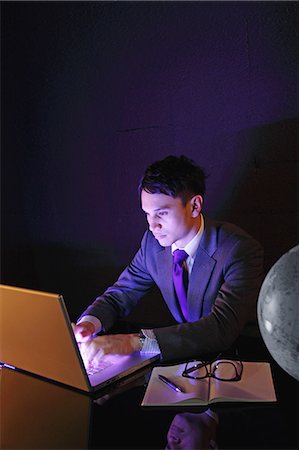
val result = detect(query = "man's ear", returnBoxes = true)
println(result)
[190,195,203,217]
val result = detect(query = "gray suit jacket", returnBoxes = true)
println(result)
[81,216,264,361]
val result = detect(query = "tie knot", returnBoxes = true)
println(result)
[173,249,189,265]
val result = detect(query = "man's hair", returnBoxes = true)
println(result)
[139,155,207,205]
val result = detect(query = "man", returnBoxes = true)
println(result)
[166,411,218,450]
[73,155,264,366]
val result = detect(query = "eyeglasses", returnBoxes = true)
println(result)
[182,355,243,382]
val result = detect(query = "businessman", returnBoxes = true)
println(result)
[73,155,264,366]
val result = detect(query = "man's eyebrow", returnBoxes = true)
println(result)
[154,206,171,211]
[142,206,171,212]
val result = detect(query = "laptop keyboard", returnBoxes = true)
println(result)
[86,358,114,376]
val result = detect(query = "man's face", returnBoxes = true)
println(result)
[165,412,217,450]
[141,190,201,248]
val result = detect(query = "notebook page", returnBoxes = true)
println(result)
[209,361,277,403]
[142,364,210,406]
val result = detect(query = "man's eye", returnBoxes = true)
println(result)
[158,211,168,217]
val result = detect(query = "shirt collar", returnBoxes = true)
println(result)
[172,214,204,259]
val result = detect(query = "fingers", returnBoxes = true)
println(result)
[78,334,140,369]
[72,322,95,343]
[79,341,102,368]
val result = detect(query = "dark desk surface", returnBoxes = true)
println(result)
[1,338,298,450]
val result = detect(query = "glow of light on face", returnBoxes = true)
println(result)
[264,319,273,333]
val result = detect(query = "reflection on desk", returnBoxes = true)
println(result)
[0,347,297,450]
[166,411,218,449]
[0,366,91,449]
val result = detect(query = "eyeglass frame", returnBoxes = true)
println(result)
[181,353,244,382]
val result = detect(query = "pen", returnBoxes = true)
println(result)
[158,374,184,393]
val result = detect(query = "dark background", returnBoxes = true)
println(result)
[1,1,298,324]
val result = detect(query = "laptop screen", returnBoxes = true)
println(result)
[0,284,159,392]
[0,284,90,391]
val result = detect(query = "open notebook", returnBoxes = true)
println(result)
[0,284,159,393]
[141,360,277,406]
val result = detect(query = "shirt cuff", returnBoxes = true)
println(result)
[140,329,161,354]
[77,315,102,334]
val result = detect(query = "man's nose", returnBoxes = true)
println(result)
[166,433,181,449]
[148,217,161,232]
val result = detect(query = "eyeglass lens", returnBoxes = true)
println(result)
[212,361,240,380]
[185,360,242,380]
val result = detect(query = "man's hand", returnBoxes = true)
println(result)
[72,321,95,343]
[79,333,141,368]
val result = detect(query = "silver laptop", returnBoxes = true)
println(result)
[0,284,159,393]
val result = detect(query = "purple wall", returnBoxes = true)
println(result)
[1,2,298,321]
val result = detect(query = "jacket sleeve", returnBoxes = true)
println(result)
[78,231,155,331]
[154,235,264,362]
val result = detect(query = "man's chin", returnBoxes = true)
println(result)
[154,234,172,247]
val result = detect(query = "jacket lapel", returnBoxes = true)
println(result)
[187,217,218,321]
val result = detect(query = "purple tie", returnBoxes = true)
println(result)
[172,249,189,321]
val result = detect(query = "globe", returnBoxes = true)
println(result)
[257,245,299,380]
